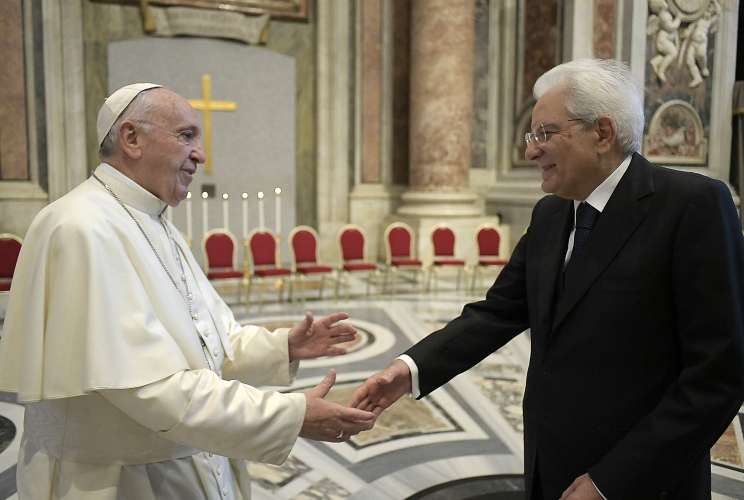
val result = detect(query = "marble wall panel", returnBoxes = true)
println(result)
[0,0,29,181]
[520,0,560,109]
[391,0,411,186]
[360,0,382,184]
[513,0,561,167]
[472,0,490,169]
[593,0,616,58]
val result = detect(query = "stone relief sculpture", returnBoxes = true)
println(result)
[647,0,682,83]
[644,100,707,164]
[679,0,721,87]
[647,0,721,87]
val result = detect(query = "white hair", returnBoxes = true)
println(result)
[533,58,644,154]
[98,89,159,159]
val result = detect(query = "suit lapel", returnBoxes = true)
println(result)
[552,154,655,331]
[535,200,573,333]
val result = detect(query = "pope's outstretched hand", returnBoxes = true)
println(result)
[288,312,356,361]
[301,369,376,442]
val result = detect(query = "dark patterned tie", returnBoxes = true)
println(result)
[571,202,600,259]
[560,202,600,295]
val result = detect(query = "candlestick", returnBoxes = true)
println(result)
[241,192,248,238]
[222,193,229,230]
[186,192,193,241]
[257,191,265,229]
[201,192,209,234]
[274,187,282,235]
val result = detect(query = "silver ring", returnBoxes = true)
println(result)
[336,430,344,440]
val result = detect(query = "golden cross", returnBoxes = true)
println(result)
[188,74,237,175]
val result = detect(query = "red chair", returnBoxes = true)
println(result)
[384,222,424,294]
[202,229,244,302]
[0,234,23,292]
[428,224,466,293]
[471,223,509,291]
[337,224,379,297]
[245,229,293,304]
[289,225,335,300]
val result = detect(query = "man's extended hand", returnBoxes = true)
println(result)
[349,359,412,416]
[559,474,603,500]
[288,312,356,361]
[300,369,376,442]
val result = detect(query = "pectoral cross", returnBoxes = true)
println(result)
[189,74,238,175]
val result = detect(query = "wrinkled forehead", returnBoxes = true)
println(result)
[530,87,570,129]
[149,89,200,128]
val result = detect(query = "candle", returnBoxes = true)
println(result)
[201,192,209,233]
[274,187,282,235]
[257,191,265,229]
[222,193,229,230]
[186,192,193,241]
[241,192,249,238]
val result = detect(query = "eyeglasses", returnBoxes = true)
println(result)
[133,120,200,147]
[524,119,584,146]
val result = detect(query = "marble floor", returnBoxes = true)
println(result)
[1,276,743,499]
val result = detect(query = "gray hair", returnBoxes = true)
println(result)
[98,89,159,159]
[533,58,644,154]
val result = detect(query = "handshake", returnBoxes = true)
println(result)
[288,311,412,443]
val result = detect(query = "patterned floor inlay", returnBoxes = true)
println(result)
[0,418,15,456]
[250,456,312,491]
[293,478,350,500]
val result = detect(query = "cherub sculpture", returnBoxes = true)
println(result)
[679,0,721,88]
[647,0,682,83]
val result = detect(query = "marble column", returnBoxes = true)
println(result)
[390,0,503,266]
[398,0,480,217]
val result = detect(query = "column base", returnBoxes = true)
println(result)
[397,190,483,217]
[379,190,509,266]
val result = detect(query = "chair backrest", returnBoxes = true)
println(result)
[431,225,456,257]
[338,225,366,262]
[476,224,502,257]
[0,234,23,279]
[290,225,319,265]
[203,230,237,270]
[248,230,279,269]
[385,222,414,263]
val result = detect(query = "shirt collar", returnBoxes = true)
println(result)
[93,163,168,217]
[574,154,632,213]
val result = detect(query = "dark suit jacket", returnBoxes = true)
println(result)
[405,154,744,499]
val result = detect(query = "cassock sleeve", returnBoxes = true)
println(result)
[99,369,306,465]
[222,326,300,386]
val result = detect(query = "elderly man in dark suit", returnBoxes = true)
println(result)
[350,58,744,500]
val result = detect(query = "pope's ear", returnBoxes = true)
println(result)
[117,121,144,160]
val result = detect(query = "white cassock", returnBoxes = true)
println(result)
[0,163,306,500]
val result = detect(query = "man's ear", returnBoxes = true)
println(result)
[595,117,616,154]
[118,121,143,160]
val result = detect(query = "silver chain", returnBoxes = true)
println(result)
[92,174,196,320]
